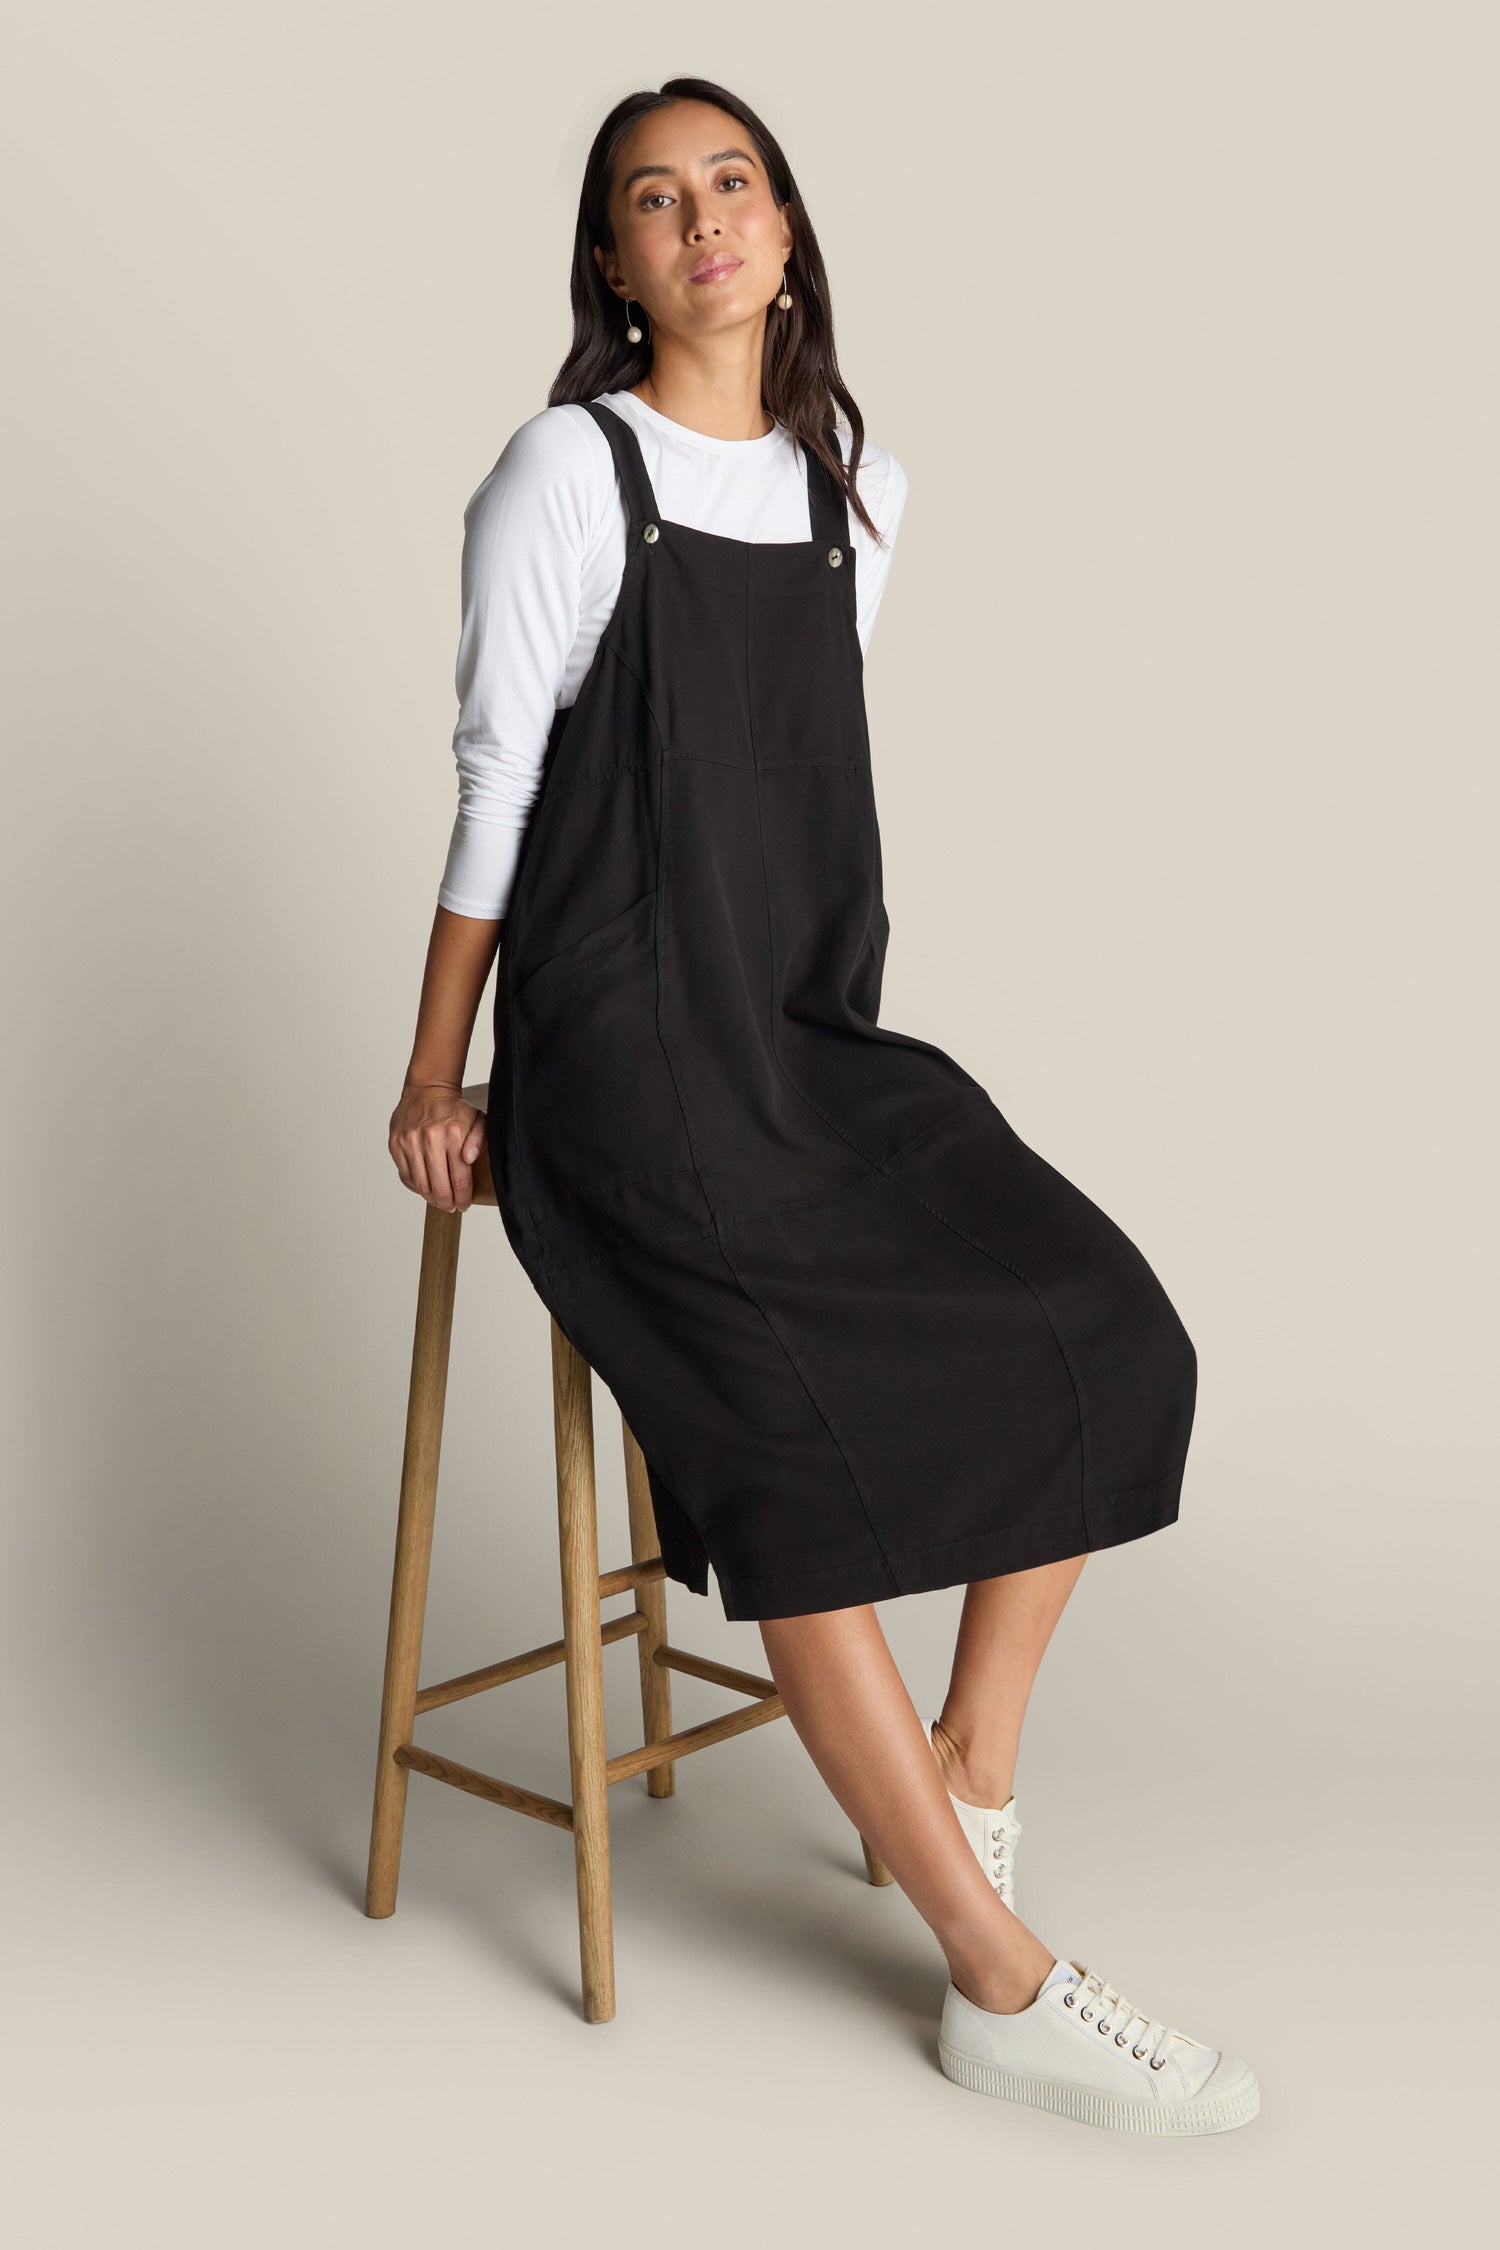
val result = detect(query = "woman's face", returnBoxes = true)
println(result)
[596,99,792,342]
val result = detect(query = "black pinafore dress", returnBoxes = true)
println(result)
[487,397,1197,1622]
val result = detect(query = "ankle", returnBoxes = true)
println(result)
[945,1903,1054,2016]
[949,1764,1016,1810]
[949,1952,1050,2016]
[929,1718,1015,1809]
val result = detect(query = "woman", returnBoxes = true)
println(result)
[389,77,1258,2134]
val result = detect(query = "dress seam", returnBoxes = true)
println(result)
[738,754,1092,1539]
[530,752,658,804]
[529,1091,993,1262]
[877,1107,1094,1542]
[635,620,899,1590]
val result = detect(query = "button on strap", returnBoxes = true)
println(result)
[828,545,843,567]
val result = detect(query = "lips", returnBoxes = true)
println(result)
[688,254,742,284]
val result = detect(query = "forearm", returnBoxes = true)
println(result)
[403,903,505,1092]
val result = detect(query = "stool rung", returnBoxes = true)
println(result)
[415,1609,649,1712]
[394,1742,574,1830]
[604,1691,786,1784]
[597,1555,666,1598]
[654,1644,779,1700]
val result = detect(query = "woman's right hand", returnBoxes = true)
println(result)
[389,1080,488,1213]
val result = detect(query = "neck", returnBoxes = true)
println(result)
[629,337,773,438]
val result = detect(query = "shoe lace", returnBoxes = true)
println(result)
[1063,1968,1178,2069]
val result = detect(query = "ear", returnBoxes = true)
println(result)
[593,242,626,298]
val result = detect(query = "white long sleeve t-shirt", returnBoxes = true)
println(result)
[436,388,909,922]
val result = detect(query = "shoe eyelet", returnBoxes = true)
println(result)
[1132,2046,1147,2060]
[1115,2032,1129,2046]
[1063,1992,1076,2008]
[1097,2019,1112,2034]
[1149,2056,1166,2070]
[1080,2007,1094,2021]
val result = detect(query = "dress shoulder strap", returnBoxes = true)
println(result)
[802,426,852,548]
[578,398,661,528]
[582,396,851,548]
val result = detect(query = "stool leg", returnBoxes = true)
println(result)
[552,1319,615,2022]
[621,1420,675,1799]
[365,1204,462,1918]
[859,1835,896,1885]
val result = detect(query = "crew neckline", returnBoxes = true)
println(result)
[600,389,788,456]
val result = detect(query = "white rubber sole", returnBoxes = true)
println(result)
[938,2040,1261,2135]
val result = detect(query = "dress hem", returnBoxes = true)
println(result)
[668,1464,1187,1622]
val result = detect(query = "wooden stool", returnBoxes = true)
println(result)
[365,1081,893,2022]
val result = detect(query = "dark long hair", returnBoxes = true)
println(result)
[548,77,883,544]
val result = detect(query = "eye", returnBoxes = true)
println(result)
[639,190,673,212]
[717,172,750,190]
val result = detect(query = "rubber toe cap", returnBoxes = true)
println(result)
[1195,2051,1259,2111]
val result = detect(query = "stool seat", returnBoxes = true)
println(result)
[365,1095,893,2022]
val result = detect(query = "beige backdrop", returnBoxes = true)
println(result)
[3,2,1493,2241]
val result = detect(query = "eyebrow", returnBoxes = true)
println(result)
[619,147,758,192]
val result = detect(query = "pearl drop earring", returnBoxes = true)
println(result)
[624,298,645,343]
[775,266,792,311]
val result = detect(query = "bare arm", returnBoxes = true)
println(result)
[388,905,505,1212]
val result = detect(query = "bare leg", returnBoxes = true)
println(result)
[930,1557,1086,1807]
[758,1604,1055,2013]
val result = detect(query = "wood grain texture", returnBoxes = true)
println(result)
[622,1420,676,1798]
[552,1318,615,2022]
[395,1743,573,1830]
[364,1202,461,1918]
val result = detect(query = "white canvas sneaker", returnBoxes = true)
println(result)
[926,1715,1021,1911]
[938,1959,1260,2135]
